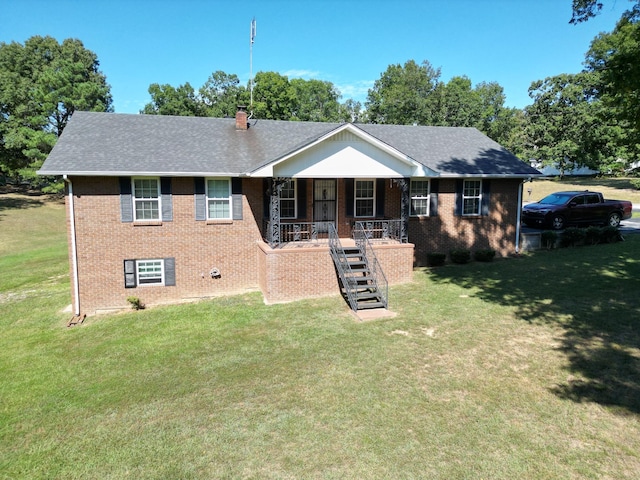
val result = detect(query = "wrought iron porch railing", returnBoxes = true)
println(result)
[353,221,389,308]
[352,219,406,243]
[265,221,333,248]
[266,219,405,248]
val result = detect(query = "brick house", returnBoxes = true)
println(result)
[39,109,540,316]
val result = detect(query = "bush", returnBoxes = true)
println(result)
[474,249,496,262]
[631,178,640,190]
[559,227,586,247]
[426,252,446,267]
[584,226,602,245]
[127,296,145,310]
[601,226,623,243]
[450,249,471,264]
[540,230,558,250]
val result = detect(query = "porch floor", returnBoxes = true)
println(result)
[274,237,402,250]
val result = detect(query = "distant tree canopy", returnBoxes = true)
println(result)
[0,35,112,191]
[364,60,522,152]
[570,0,639,24]
[142,70,358,123]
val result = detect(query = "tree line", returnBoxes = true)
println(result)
[1,0,639,192]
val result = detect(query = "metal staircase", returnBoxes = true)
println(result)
[328,223,388,311]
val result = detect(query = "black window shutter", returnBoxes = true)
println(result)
[376,178,385,217]
[232,194,243,220]
[119,177,133,223]
[297,179,307,219]
[345,179,354,216]
[160,177,173,222]
[231,177,242,194]
[124,259,136,288]
[481,180,491,216]
[164,257,176,286]
[429,179,439,217]
[194,177,206,221]
[455,180,463,216]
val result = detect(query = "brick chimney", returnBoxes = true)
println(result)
[235,106,248,130]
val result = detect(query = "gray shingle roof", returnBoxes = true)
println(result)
[39,111,540,178]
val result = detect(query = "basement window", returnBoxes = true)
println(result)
[124,258,175,288]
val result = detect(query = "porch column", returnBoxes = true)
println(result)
[394,178,410,243]
[269,177,288,247]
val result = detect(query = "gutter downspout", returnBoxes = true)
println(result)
[515,178,530,255]
[64,175,81,316]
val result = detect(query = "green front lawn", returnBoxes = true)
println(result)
[2,193,640,479]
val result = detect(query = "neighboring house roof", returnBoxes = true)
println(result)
[39,111,541,178]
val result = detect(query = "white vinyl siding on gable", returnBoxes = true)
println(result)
[206,178,231,219]
[133,178,160,221]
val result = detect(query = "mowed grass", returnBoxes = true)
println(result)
[2,191,640,479]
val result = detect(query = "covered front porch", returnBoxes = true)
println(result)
[262,177,411,249]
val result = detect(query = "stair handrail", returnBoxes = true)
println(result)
[328,223,359,311]
[353,222,389,308]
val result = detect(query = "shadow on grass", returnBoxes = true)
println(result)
[0,195,45,214]
[425,236,640,415]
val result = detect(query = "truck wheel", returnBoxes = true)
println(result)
[551,215,565,230]
[608,212,621,227]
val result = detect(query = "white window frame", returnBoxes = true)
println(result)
[354,179,375,218]
[462,179,482,216]
[136,259,165,286]
[206,178,232,220]
[132,177,161,221]
[280,179,297,219]
[410,179,430,216]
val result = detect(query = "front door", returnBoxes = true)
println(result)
[313,179,337,231]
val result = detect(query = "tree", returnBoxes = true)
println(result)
[366,60,442,125]
[570,0,639,24]
[199,71,247,118]
[341,98,366,123]
[250,71,297,120]
[290,78,345,122]
[438,76,483,127]
[585,12,640,131]
[141,82,204,117]
[0,36,112,190]
[523,72,628,176]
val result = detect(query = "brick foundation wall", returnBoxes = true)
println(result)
[257,241,415,304]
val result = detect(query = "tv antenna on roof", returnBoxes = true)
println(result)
[249,17,256,112]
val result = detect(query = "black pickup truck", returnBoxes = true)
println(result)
[522,190,633,230]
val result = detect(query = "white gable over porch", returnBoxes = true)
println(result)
[250,124,437,178]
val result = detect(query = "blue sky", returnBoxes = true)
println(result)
[1,0,629,114]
